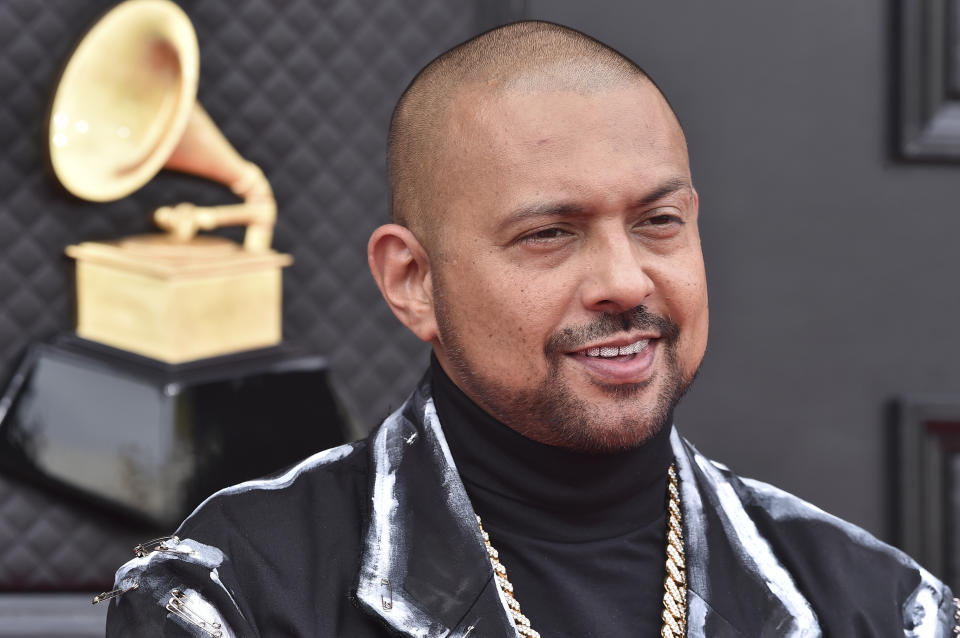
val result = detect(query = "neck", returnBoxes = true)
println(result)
[430,357,674,542]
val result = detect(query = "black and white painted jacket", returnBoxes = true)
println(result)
[105,378,958,637]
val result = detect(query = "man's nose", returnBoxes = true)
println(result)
[579,230,655,314]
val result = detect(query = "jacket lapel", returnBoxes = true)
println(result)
[671,430,822,638]
[355,379,518,638]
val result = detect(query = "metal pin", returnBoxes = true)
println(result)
[134,535,191,558]
[380,578,393,610]
[92,583,138,604]
[166,589,223,637]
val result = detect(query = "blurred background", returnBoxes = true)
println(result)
[0,0,958,633]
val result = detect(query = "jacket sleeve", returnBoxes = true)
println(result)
[103,536,257,638]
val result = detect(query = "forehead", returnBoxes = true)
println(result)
[438,82,690,220]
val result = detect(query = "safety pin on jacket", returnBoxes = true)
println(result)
[166,589,224,637]
[92,535,192,604]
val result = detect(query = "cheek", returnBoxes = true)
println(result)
[682,297,709,365]
[480,284,548,351]
[458,266,569,364]
[649,253,708,347]
[672,270,710,371]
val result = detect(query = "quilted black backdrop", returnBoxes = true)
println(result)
[0,0,525,595]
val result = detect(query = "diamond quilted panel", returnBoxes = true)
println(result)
[0,473,156,590]
[0,0,526,589]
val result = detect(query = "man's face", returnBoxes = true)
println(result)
[427,81,709,452]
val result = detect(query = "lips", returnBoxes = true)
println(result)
[568,335,658,384]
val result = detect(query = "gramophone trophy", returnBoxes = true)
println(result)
[49,0,292,363]
[0,0,353,528]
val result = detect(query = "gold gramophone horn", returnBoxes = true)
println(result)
[50,0,291,363]
[49,0,275,252]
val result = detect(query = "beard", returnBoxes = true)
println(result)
[434,295,699,453]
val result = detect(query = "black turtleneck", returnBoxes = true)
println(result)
[430,358,674,638]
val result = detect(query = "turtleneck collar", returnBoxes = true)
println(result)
[430,356,674,542]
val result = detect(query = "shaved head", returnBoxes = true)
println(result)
[387,21,681,245]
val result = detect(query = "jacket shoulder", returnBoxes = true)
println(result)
[105,440,372,637]
[727,464,955,635]
[180,440,369,536]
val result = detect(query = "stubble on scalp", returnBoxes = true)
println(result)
[386,21,681,250]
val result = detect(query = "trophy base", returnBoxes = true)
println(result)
[0,335,354,529]
[66,236,293,363]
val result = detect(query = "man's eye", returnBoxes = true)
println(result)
[520,227,570,243]
[647,214,681,226]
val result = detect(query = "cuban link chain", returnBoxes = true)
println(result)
[661,463,686,638]
[478,515,541,638]
[478,462,686,638]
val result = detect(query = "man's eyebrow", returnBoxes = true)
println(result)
[501,202,587,227]
[631,176,693,208]
[499,176,693,230]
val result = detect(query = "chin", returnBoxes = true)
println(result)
[539,362,697,454]
[544,408,671,453]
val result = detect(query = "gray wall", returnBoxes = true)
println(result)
[525,0,960,539]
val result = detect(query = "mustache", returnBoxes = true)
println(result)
[546,305,680,353]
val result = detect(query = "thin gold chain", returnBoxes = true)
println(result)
[477,462,686,638]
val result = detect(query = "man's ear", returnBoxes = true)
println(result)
[368,224,438,342]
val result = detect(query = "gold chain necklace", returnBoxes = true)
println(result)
[477,463,686,638]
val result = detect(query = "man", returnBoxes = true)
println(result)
[104,21,957,637]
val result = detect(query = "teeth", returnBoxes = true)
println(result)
[583,339,650,358]
[619,339,649,355]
